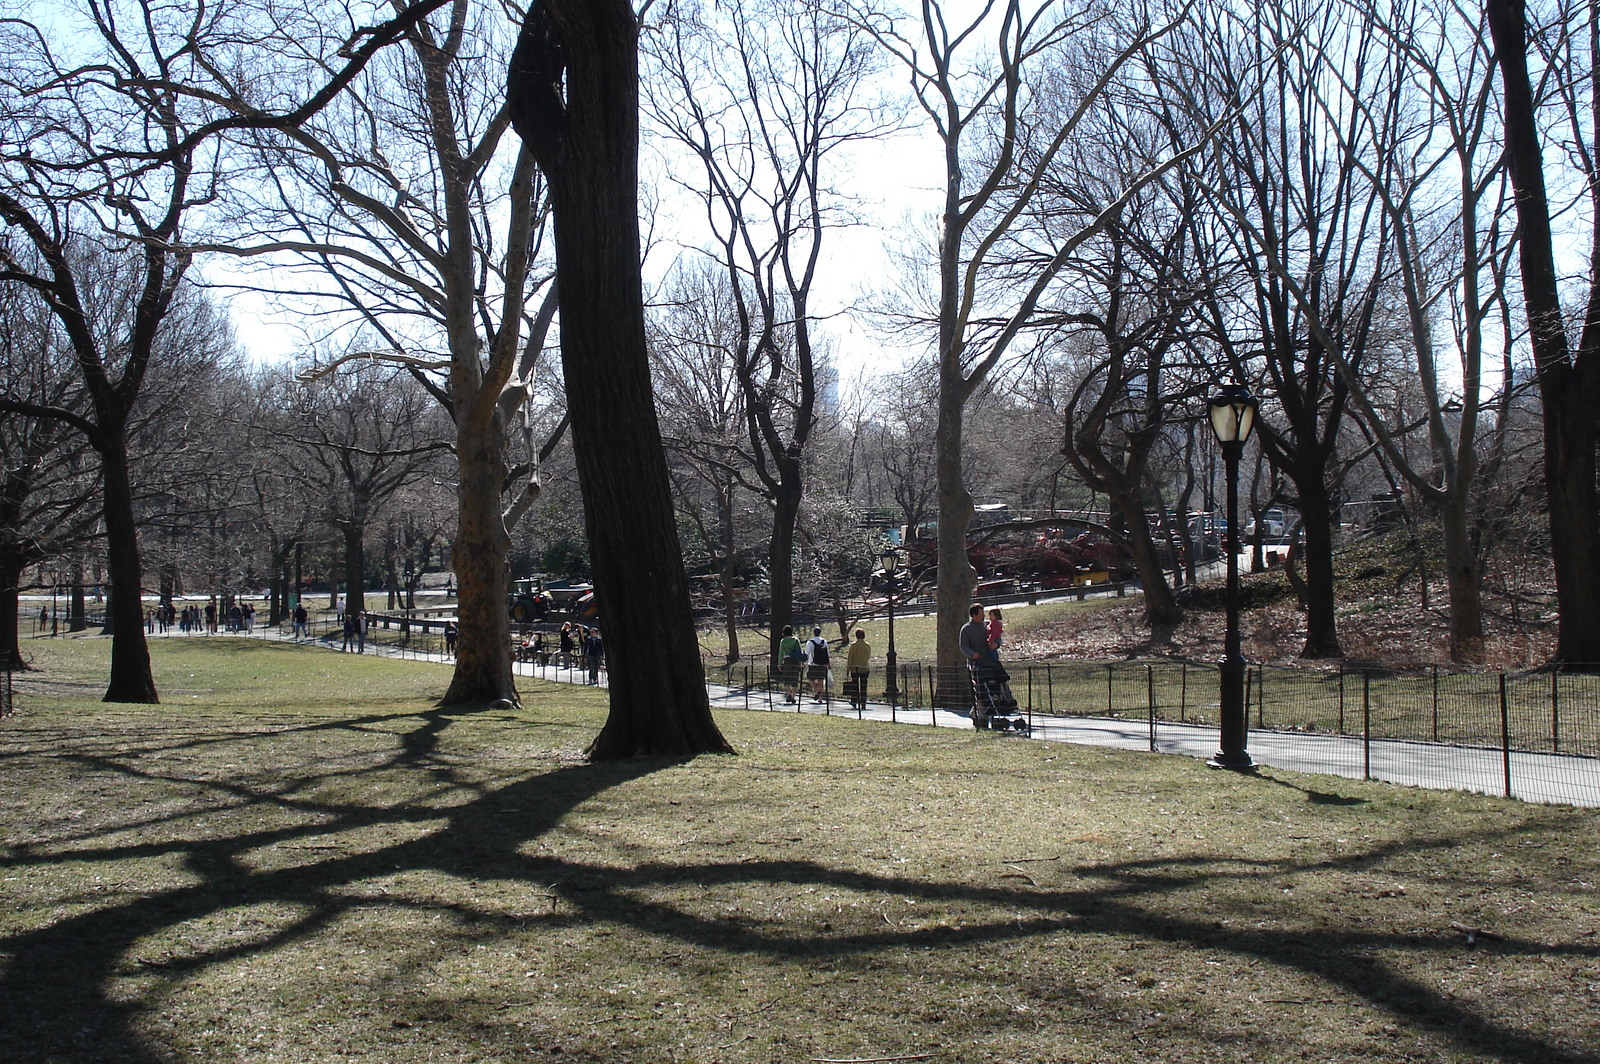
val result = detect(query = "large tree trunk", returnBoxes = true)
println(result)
[99,437,158,703]
[0,552,24,670]
[1438,493,1485,663]
[1487,0,1600,668]
[766,481,800,662]
[441,421,517,705]
[509,0,730,757]
[341,523,365,620]
[1293,468,1342,660]
[933,382,976,706]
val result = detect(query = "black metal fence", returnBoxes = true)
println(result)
[701,656,1600,800]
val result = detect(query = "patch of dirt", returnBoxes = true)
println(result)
[1011,560,1558,672]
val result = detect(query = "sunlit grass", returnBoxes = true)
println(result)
[3,636,1597,1064]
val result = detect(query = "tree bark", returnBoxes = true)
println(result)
[441,419,517,704]
[0,553,24,670]
[1486,0,1600,668]
[509,0,730,756]
[99,434,158,702]
[933,378,976,706]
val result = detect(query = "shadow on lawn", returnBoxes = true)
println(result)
[2,704,1596,1064]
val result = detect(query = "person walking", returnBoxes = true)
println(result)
[845,628,872,711]
[443,620,458,657]
[584,627,604,685]
[355,610,367,653]
[558,622,575,670]
[292,603,309,639]
[776,625,803,704]
[342,611,357,652]
[804,627,832,703]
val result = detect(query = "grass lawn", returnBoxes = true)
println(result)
[4,636,1600,1063]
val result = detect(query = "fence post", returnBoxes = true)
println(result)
[1338,667,1346,734]
[1147,664,1156,752]
[1106,664,1113,714]
[1046,663,1054,717]
[1362,671,1371,781]
[1431,665,1440,743]
[929,665,937,727]
[1179,662,1187,722]
[1254,664,1263,728]
[1552,670,1561,753]
[1500,673,1513,800]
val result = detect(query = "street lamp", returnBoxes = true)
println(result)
[1207,384,1257,770]
[881,547,902,703]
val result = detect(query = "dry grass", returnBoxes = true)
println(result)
[4,637,1600,1063]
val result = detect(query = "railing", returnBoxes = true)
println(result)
[702,655,1600,777]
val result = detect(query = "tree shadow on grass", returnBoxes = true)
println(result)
[2,706,1596,1063]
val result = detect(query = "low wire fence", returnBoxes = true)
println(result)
[702,656,1600,804]
[705,657,1600,752]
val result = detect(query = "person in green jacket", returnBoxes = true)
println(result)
[776,625,803,704]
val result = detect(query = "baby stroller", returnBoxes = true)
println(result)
[969,660,1028,732]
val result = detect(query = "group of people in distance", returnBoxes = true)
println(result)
[518,620,604,685]
[773,604,1006,711]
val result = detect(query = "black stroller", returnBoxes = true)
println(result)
[969,659,1028,732]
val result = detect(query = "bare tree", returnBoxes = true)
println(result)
[207,0,560,704]
[1153,0,1407,658]
[271,361,452,615]
[1487,0,1600,668]
[651,264,764,662]
[509,0,731,757]
[0,283,101,668]
[644,0,891,665]
[851,0,1203,697]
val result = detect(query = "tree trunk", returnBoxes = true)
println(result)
[719,488,740,665]
[1487,0,1600,668]
[509,0,730,757]
[933,382,976,705]
[1293,469,1342,660]
[766,481,801,662]
[0,553,23,670]
[99,437,158,702]
[440,421,517,705]
[1437,493,1484,663]
[342,523,365,619]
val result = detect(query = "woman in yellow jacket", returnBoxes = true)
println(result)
[845,628,872,711]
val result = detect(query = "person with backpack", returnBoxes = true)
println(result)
[804,627,832,703]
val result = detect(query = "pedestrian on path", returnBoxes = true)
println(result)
[845,628,871,711]
[584,627,604,685]
[776,625,803,703]
[804,627,831,703]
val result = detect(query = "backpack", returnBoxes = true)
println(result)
[809,638,829,667]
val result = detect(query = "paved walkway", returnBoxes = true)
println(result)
[143,623,1600,809]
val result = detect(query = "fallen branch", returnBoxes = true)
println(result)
[811,1056,934,1063]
